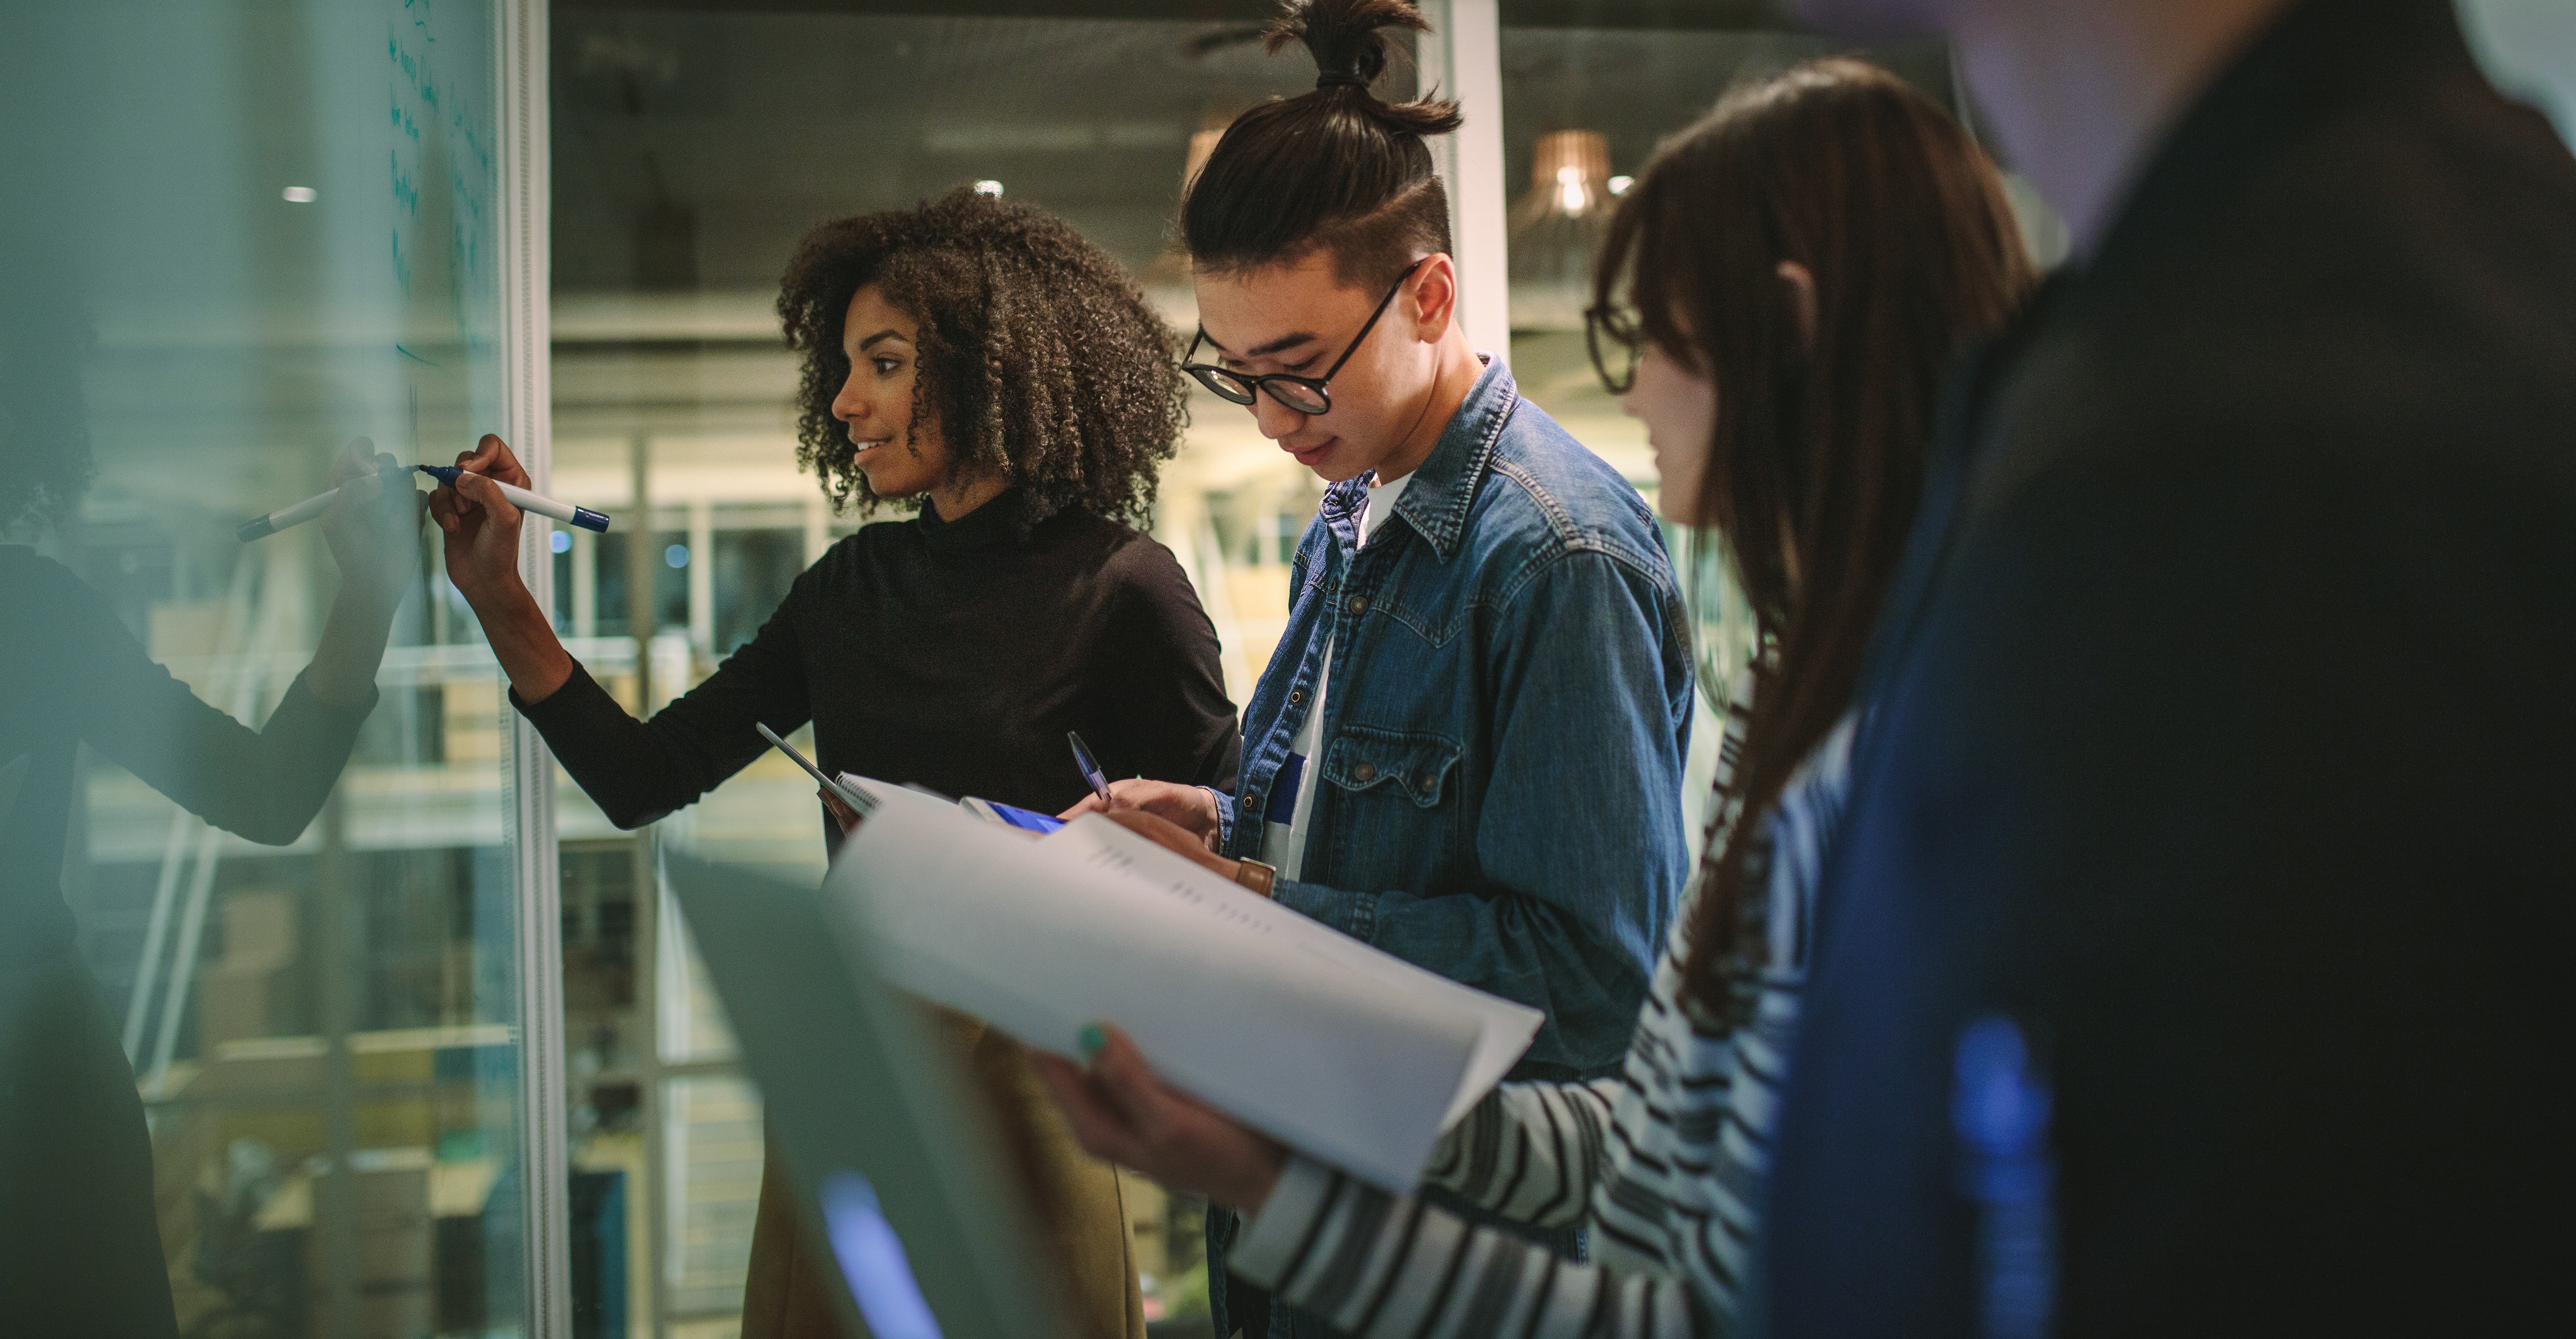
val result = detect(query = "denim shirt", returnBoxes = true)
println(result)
[1213,356,1695,1076]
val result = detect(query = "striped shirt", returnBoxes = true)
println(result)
[1231,697,1857,1339]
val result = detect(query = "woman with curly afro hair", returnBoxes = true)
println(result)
[426,187,1241,1339]
[782,186,1192,532]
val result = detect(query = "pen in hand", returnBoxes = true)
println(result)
[1053,743,1222,851]
[1068,731,1114,809]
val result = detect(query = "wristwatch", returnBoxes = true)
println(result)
[1233,857,1278,898]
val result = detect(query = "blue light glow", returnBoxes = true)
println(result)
[818,1171,942,1339]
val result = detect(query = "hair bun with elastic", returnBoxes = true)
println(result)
[1181,0,1462,280]
[1270,0,1404,91]
[1263,0,1462,138]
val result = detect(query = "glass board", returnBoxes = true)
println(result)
[1,2,531,1335]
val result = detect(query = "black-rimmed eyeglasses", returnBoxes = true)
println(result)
[1584,302,1643,396]
[1182,257,1428,417]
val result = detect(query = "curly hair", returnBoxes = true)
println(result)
[777,188,1189,530]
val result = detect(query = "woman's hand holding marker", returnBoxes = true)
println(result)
[425,434,579,704]
[425,434,537,604]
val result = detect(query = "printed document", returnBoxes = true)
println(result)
[820,775,1542,1191]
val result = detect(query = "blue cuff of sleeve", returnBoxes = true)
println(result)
[1209,786,1239,853]
[1232,1157,1343,1290]
[1270,878,1377,943]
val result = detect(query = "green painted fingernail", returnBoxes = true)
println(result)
[1076,1024,1106,1060]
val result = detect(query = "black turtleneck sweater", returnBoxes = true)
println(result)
[514,495,1240,840]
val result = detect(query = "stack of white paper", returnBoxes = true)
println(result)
[820,777,1542,1192]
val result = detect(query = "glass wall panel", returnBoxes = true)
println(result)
[547,4,1357,1332]
[3,3,530,1336]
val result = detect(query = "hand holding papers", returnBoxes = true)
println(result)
[822,783,1542,1191]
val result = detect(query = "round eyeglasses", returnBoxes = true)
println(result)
[1182,258,1428,417]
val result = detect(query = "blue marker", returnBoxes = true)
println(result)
[237,464,611,542]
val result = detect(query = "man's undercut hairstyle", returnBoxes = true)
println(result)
[1182,0,1462,291]
[777,187,1189,530]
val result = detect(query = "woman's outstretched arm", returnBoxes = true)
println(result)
[427,433,813,828]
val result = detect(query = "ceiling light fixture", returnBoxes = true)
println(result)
[1510,130,1615,331]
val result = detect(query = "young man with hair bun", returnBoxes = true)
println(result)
[1058,3,1695,1334]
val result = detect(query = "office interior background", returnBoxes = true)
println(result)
[4,1,2568,1336]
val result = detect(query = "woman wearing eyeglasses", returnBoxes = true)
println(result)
[1042,55,2033,1338]
[427,188,1239,1339]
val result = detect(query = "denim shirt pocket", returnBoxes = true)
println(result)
[1320,725,1463,808]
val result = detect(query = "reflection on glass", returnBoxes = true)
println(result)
[3,2,526,1335]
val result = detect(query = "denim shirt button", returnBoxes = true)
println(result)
[1289,689,1304,705]
[1353,762,1377,782]
[1346,594,1369,615]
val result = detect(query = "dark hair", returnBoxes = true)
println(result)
[1596,59,2034,1019]
[1182,0,1462,289]
[778,188,1189,529]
